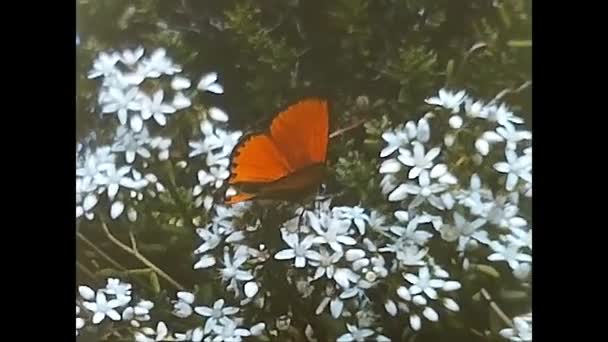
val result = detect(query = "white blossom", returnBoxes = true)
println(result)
[195,299,239,334]
[425,88,466,113]
[82,291,123,324]
[275,234,320,268]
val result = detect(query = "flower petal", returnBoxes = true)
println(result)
[208,107,229,122]
[110,201,125,219]
[274,249,296,260]
[410,314,421,331]
[423,307,439,321]
[244,281,259,298]
[330,298,343,318]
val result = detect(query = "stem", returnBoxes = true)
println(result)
[129,229,138,254]
[99,219,185,291]
[329,118,367,139]
[481,288,513,328]
[77,232,127,271]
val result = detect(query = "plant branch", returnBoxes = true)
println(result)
[99,219,185,291]
[129,229,138,254]
[329,118,367,139]
[77,232,127,271]
[481,287,513,328]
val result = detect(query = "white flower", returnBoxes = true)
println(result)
[458,173,492,216]
[336,323,375,342]
[368,210,389,232]
[195,299,239,334]
[141,48,182,77]
[380,129,410,157]
[333,267,361,289]
[381,242,428,266]
[214,129,243,158]
[407,118,431,143]
[309,214,356,253]
[507,227,532,250]
[101,87,143,130]
[112,126,151,163]
[103,278,132,305]
[390,170,448,209]
[89,51,120,79]
[494,150,532,191]
[135,321,169,342]
[486,103,524,127]
[140,90,177,126]
[211,317,252,341]
[94,164,146,200]
[488,241,532,270]
[390,216,434,247]
[333,206,369,235]
[122,300,154,325]
[403,267,446,300]
[441,212,489,252]
[398,142,442,179]
[496,122,532,150]
[198,166,230,189]
[82,291,122,324]
[197,72,224,94]
[219,247,254,293]
[120,47,145,66]
[149,136,172,161]
[464,98,487,118]
[425,88,466,113]
[274,234,320,268]
[173,292,195,318]
[500,314,532,342]
[310,248,343,280]
[485,196,522,228]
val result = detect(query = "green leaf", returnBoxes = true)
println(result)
[500,289,528,301]
[149,271,161,294]
[445,59,454,82]
[474,264,501,278]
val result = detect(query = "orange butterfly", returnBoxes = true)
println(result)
[226,98,329,204]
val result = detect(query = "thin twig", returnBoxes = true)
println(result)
[489,81,532,105]
[76,261,97,281]
[329,118,367,139]
[481,288,514,328]
[77,232,127,271]
[129,230,138,254]
[99,219,185,291]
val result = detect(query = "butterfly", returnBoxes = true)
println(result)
[225,98,329,204]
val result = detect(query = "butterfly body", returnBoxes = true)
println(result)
[226,99,329,204]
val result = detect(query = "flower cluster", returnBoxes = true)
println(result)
[189,118,243,210]
[78,42,532,341]
[77,278,153,333]
[88,47,223,132]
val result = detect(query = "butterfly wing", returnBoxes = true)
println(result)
[226,98,329,204]
[228,134,293,184]
[269,99,329,169]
